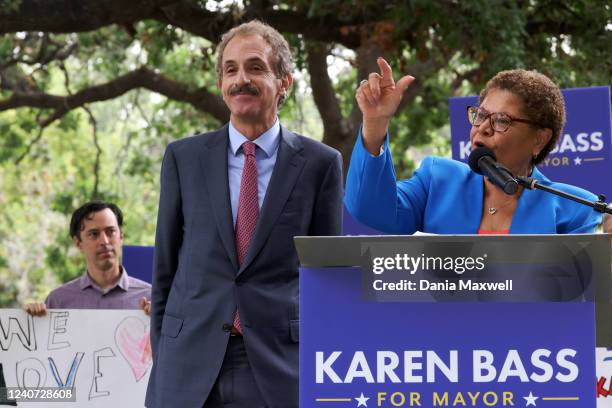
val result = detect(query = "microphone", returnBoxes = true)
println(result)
[468,146,518,195]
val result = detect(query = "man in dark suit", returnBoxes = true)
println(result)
[145,20,343,408]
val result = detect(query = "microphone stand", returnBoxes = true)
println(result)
[516,176,612,215]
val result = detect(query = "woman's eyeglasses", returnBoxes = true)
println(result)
[467,106,546,133]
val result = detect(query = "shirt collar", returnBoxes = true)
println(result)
[79,266,129,293]
[228,119,280,158]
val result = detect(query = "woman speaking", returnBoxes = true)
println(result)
[345,58,602,234]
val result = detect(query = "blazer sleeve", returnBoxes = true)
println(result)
[564,209,602,233]
[150,144,184,356]
[344,129,431,234]
[308,151,343,236]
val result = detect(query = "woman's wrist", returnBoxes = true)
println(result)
[362,118,389,155]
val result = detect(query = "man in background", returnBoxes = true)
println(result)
[24,201,151,315]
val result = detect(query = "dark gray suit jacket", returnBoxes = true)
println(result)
[145,125,343,408]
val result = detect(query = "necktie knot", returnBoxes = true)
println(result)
[242,141,256,158]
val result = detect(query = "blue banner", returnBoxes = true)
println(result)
[123,245,154,283]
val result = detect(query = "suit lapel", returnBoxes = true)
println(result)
[238,127,305,275]
[200,126,239,270]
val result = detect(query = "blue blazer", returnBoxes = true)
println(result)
[345,132,602,234]
[146,125,343,408]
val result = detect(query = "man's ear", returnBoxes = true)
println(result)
[280,73,293,95]
[73,236,82,250]
[533,127,553,157]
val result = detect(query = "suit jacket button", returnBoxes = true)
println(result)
[222,323,232,332]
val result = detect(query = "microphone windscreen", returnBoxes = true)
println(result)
[468,146,496,175]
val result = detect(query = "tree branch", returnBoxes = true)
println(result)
[0,66,229,123]
[156,3,365,48]
[81,105,101,198]
[1,0,371,48]
[305,42,348,147]
[0,0,179,34]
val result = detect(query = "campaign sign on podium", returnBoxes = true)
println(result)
[296,234,611,408]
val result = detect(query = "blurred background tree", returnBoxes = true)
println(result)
[0,0,610,306]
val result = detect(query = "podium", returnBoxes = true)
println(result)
[295,234,611,408]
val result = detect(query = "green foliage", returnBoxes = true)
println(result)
[0,0,21,14]
[0,109,40,162]
[45,233,81,284]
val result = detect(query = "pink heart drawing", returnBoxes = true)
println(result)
[114,317,153,381]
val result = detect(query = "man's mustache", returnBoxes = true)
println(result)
[229,83,259,96]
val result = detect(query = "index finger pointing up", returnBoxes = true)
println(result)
[377,57,394,84]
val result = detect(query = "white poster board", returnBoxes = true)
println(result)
[0,309,151,407]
